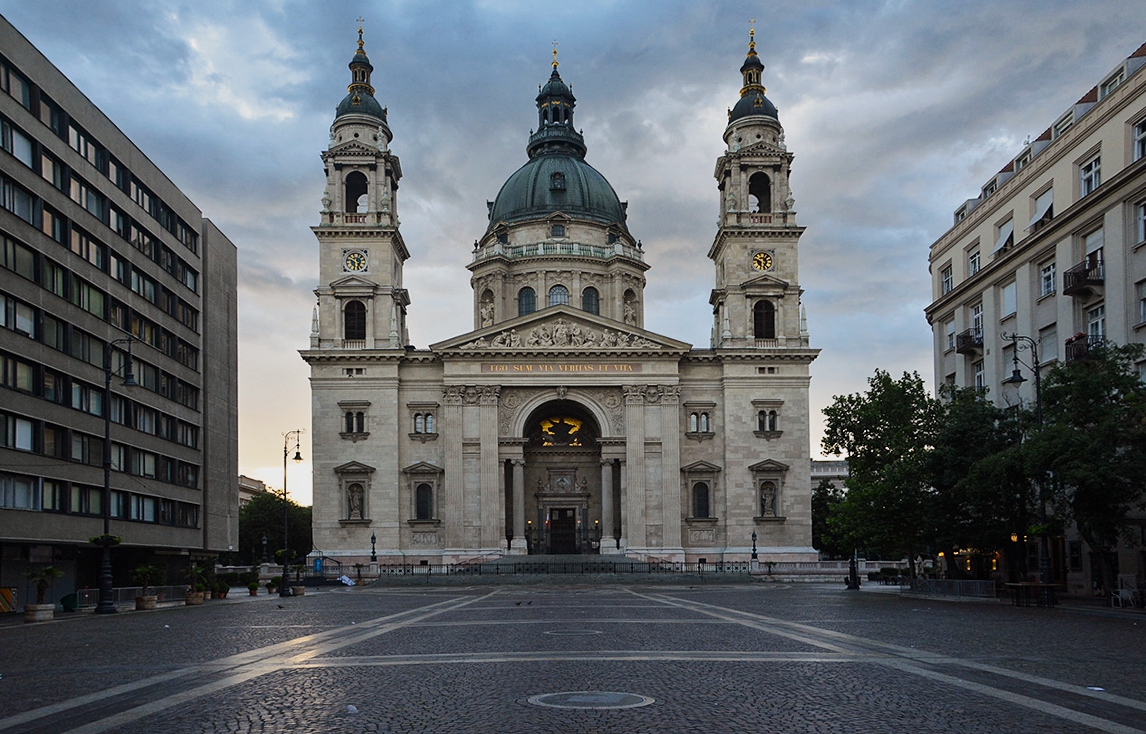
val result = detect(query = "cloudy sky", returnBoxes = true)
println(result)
[2,1,1142,503]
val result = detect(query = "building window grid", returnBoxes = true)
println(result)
[1135,120,1146,162]
[940,265,953,295]
[1040,261,1056,297]
[967,250,980,277]
[1080,156,1101,197]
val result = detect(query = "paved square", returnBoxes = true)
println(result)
[2,583,1144,733]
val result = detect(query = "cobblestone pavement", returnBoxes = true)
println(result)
[1,583,1144,733]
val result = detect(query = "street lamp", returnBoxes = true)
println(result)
[261,534,268,563]
[750,530,758,561]
[281,429,305,597]
[1001,332,1049,584]
[97,337,137,615]
[370,531,377,563]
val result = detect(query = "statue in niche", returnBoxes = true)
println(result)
[760,483,777,517]
[348,485,364,520]
[480,300,495,328]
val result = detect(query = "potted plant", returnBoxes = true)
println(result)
[23,565,64,623]
[266,575,282,595]
[291,564,306,596]
[184,565,206,605]
[247,580,260,596]
[215,579,229,599]
[131,564,164,610]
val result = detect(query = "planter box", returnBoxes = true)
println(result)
[135,595,157,611]
[249,589,259,596]
[24,603,54,623]
[291,586,306,597]
[184,592,205,606]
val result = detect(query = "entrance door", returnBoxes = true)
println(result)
[550,508,578,555]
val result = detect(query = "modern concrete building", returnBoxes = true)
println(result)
[303,29,819,565]
[0,15,238,605]
[924,40,1146,595]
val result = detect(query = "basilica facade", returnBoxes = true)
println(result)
[302,29,819,565]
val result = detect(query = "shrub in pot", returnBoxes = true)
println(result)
[184,565,206,605]
[23,565,63,623]
[131,564,164,610]
[248,581,260,596]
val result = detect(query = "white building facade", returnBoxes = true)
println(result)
[925,41,1146,594]
[303,30,819,565]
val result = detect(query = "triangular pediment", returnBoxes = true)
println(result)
[742,272,790,289]
[681,460,722,473]
[748,459,790,473]
[431,305,692,354]
[401,461,443,475]
[329,141,381,156]
[735,139,788,157]
[333,460,376,475]
[329,274,379,289]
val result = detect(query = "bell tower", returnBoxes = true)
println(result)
[312,25,410,351]
[708,27,808,351]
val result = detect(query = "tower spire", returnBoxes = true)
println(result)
[740,20,765,97]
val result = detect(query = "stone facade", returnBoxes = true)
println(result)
[303,29,819,565]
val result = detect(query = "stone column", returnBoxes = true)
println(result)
[442,387,465,551]
[618,459,628,552]
[511,459,527,554]
[479,386,501,550]
[600,458,617,553]
[660,385,684,561]
[622,385,648,552]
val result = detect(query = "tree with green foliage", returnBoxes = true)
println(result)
[1024,343,1146,591]
[235,491,313,566]
[811,478,847,559]
[822,370,943,569]
[925,385,1029,578]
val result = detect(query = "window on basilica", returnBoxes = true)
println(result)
[415,483,434,520]
[344,300,366,341]
[548,284,569,307]
[518,287,536,316]
[753,300,775,339]
[581,287,599,315]
[344,171,368,213]
[748,172,771,213]
[692,482,711,519]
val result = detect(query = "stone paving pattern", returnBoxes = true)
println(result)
[1,583,1143,733]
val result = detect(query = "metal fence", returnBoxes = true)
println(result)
[902,579,998,599]
[76,585,190,607]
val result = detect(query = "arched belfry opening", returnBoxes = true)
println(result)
[516,400,604,555]
[748,172,771,213]
[345,171,368,213]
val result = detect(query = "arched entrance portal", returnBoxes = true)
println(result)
[521,400,602,554]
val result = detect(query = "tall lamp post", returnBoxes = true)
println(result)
[1001,332,1049,584]
[281,429,305,597]
[98,338,137,615]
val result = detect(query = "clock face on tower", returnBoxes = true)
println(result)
[752,251,774,271]
[343,250,368,272]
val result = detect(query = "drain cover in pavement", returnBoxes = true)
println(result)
[527,692,655,710]
[542,629,602,636]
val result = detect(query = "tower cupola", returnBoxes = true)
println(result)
[527,47,587,159]
[335,24,387,123]
[728,27,778,123]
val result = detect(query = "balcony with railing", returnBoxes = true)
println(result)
[1062,256,1104,297]
[955,328,984,355]
[471,240,644,264]
[1065,333,1104,361]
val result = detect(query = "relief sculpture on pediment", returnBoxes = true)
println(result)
[458,317,659,350]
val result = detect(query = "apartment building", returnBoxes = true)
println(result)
[0,15,238,606]
[925,41,1146,594]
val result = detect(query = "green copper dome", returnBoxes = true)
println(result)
[487,61,629,232]
[488,154,628,228]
